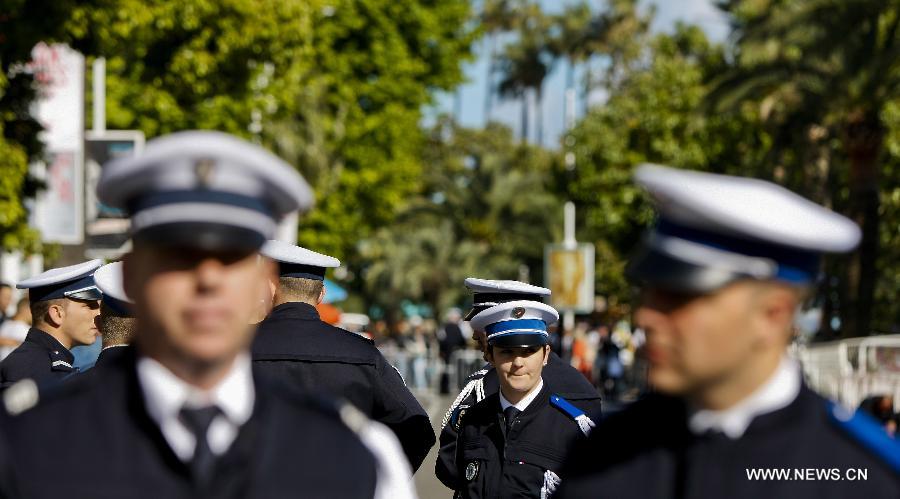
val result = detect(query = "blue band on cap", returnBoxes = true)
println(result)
[129,190,273,216]
[656,218,820,284]
[278,263,326,280]
[29,275,99,302]
[485,319,547,336]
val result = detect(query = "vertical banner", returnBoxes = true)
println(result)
[544,243,595,314]
[29,43,85,244]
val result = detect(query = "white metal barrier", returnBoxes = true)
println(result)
[796,335,900,411]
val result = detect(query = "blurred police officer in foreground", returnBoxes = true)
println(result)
[252,240,435,471]
[1,131,415,499]
[0,260,102,388]
[557,164,900,499]
[436,279,602,491]
[437,300,595,498]
[92,261,136,367]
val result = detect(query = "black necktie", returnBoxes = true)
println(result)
[179,405,221,488]
[504,406,520,434]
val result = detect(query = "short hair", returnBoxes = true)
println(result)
[0,282,11,290]
[277,277,324,304]
[99,303,135,346]
[30,298,64,326]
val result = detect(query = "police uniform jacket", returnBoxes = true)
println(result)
[436,351,601,489]
[94,345,132,368]
[443,385,592,499]
[556,384,900,499]
[252,301,435,471]
[0,348,377,499]
[0,328,75,388]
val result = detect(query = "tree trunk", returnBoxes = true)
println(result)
[840,110,883,338]
[484,34,495,122]
[536,83,544,146]
[520,91,529,143]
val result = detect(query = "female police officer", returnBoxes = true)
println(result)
[438,300,596,499]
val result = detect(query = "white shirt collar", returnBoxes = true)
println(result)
[100,344,129,352]
[688,356,801,439]
[500,377,544,412]
[136,353,255,460]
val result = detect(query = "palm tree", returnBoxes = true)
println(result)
[709,0,900,338]
[481,0,523,122]
[497,3,555,143]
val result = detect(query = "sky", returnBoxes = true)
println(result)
[427,0,731,148]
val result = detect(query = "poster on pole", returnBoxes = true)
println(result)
[84,130,144,258]
[29,43,85,244]
[544,243,595,314]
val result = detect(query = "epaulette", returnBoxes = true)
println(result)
[550,394,595,436]
[826,401,900,473]
[441,368,489,429]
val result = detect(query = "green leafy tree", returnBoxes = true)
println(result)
[70,0,475,268]
[0,0,93,253]
[360,118,561,317]
[564,26,770,312]
[710,0,900,337]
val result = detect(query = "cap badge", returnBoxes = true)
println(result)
[193,158,216,187]
[465,461,479,481]
[511,307,526,319]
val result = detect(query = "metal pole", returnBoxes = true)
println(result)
[92,58,106,133]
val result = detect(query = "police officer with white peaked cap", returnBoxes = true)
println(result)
[436,278,602,491]
[557,164,900,499]
[92,261,136,367]
[0,259,102,388]
[252,239,435,471]
[441,300,595,499]
[1,131,416,499]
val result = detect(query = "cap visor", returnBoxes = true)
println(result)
[64,288,102,301]
[625,245,744,294]
[133,223,265,252]
[488,333,550,348]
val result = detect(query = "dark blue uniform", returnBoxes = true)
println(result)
[0,328,76,388]
[436,351,602,490]
[438,386,593,498]
[556,384,900,499]
[252,302,435,471]
[93,345,132,368]
[1,347,378,499]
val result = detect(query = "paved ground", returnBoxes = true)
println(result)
[413,391,453,499]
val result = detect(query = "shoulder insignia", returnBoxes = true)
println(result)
[451,404,470,431]
[826,400,900,473]
[551,394,596,437]
[4,378,39,416]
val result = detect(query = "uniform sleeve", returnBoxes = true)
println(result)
[372,350,436,472]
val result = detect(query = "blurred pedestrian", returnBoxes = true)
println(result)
[437,308,467,394]
[0,296,31,361]
[0,282,13,327]
[557,164,900,498]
